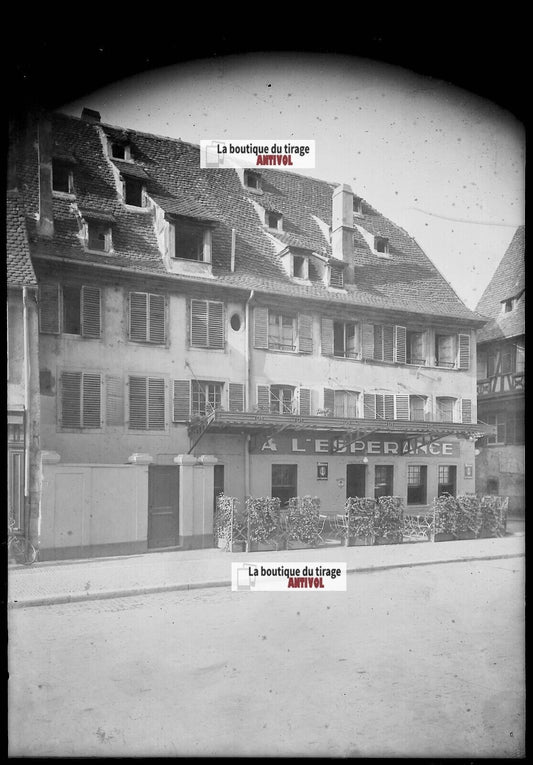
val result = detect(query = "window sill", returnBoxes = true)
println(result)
[85,248,114,256]
[52,191,76,199]
[128,339,167,346]
[124,203,151,212]
[189,345,226,352]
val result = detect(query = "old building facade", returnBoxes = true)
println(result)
[9,108,494,559]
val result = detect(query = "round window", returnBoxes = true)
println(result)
[230,313,242,331]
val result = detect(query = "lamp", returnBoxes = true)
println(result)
[474,449,480,456]
[362,456,369,464]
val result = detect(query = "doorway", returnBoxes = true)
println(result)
[148,466,180,548]
[346,464,366,499]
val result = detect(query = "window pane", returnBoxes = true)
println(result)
[175,223,204,261]
[63,285,81,334]
[374,465,393,499]
[407,465,427,504]
[438,465,456,497]
[333,322,345,356]
[436,335,454,366]
[410,396,425,421]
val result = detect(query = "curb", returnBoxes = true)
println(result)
[8,551,524,610]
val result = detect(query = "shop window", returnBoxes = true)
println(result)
[409,396,426,421]
[407,465,427,505]
[374,465,393,499]
[268,312,296,352]
[406,331,426,365]
[272,464,297,508]
[438,465,457,497]
[270,385,295,414]
[333,321,359,358]
[191,380,222,417]
[52,160,73,194]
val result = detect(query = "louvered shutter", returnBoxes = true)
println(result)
[384,394,395,420]
[254,307,269,349]
[323,388,335,415]
[458,333,471,369]
[191,299,208,347]
[298,314,313,353]
[80,286,101,338]
[148,378,165,430]
[83,374,102,427]
[395,394,410,420]
[208,301,224,349]
[383,326,394,362]
[394,325,406,364]
[106,375,124,426]
[130,292,148,341]
[461,398,472,424]
[39,283,60,334]
[129,376,147,429]
[173,380,191,421]
[363,393,376,419]
[257,385,270,411]
[61,372,82,427]
[373,325,383,361]
[149,294,166,344]
[298,388,311,416]
[362,324,374,360]
[320,318,334,356]
[228,383,245,413]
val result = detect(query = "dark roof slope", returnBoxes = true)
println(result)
[476,226,525,342]
[6,191,36,287]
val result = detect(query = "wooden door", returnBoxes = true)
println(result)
[148,466,180,548]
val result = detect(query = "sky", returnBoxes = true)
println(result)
[61,52,525,311]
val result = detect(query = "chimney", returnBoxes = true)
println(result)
[331,183,354,282]
[81,107,101,123]
[38,116,54,237]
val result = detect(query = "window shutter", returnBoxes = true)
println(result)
[298,314,313,353]
[323,388,335,415]
[83,374,102,427]
[362,324,374,360]
[461,398,472,424]
[228,383,245,413]
[298,388,311,416]
[61,372,82,427]
[81,286,101,338]
[383,326,394,362]
[190,299,208,347]
[148,378,165,430]
[373,325,383,361]
[257,385,270,411]
[384,394,395,420]
[254,307,269,349]
[106,375,124,426]
[395,394,409,420]
[394,325,406,364]
[39,283,60,334]
[208,301,224,349]
[149,294,166,344]
[129,376,147,429]
[320,318,334,356]
[130,292,148,341]
[363,393,376,419]
[458,333,471,369]
[173,380,191,421]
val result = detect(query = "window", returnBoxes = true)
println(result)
[111,142,130,160]
[190,299,224,349]
[330,263,344,288]
[266,211,282,230]
[374,465,393,499]
[364,324,406,363]
[268,312,296,351]
[363,393,409,421]
[270,385,295,414]
[332,390,358,418]
[244,170,261,190]
[214,464,225,507]
[407,465,427,505]
[52,160,73,193]
[406,331,426,365]
[128,376,165,430]
[477,350,487,379]
[515,345,525,374]
[123,177,144,207]
[254,308,312,354]
[60,372,101,429]
[87,222,111,252]
[272,464,297,508]
[174,220,209,261]
[436,397,455,423]
[435,332,470,369]
[293,255,307,279]
[502,298,514,313]
[353,196,363,216]
[374,236,389,255]
[38,283,101,338]
[409,396,426,421]
[486,414,506,445]
[333,321,359,358]
[486,478,499,494]
[438,465,457,497]
[191,381,222,417]
[487,351,497,377]
[129,292,166,344]
[62,285,81,334]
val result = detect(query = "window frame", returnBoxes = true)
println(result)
[129,291,167,345]
[268,311,297,352]
[127,375,167,431]
[437,465,457,497]
[374,465,394,500]
[86,221,112,253]
[435,396,457,423]
[270,385,296,414]
[59,370,103,430]
[407,464,427,505]
[123,176,145,208]
[172,219,211,262]
[271,464,298,508]
[52,160,74,194]
[189,299,225,350]
[266,211,283,231]
[333,320,360,359]
[191,380,223,417]
[406,330,426,365]
[333,390,358,418]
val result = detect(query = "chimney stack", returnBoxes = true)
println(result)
[38,116,54,237]
[331,183,354,281]
[81,107,101,123]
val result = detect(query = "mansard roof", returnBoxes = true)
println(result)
[6,191,36,287]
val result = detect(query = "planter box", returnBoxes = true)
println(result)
[434,532,455,542]
[375,534,403,545]
[455,530,478,540]
[478,529,497,539]
[347,535,374,546]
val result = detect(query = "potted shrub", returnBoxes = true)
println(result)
[455,494,482,539]
[346,497,376,545]
[433,493,458,541]
[479,495,507,538]
[374,496,404,545]
[245,496,280,551]
[286,496,322,548]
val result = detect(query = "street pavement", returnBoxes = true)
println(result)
[8,523,525,609]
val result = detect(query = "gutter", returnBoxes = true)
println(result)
[244,290,255,498]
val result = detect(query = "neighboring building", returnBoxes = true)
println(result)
[9,108,494,560]
[475,226,525,514]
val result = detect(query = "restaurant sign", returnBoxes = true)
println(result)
[250,434,460,457]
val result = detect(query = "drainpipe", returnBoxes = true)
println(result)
[22,288,30,524]
[244,290,255,498]
[23,287,41,547]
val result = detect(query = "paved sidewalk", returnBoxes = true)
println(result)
[8,532,525,609]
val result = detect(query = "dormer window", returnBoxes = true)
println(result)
[172,219,212,262]
[330,263,344,288]
[52,160,73,194]
[244,170,262,191]
[266,211,283,231]
[293,255,308,279]
[353,196,363,216]
[374,236,390,256]
[123,177,144,207]
[111,142,131,161]
[87,222,112,252]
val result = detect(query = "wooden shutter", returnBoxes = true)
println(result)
[106,375,124,426]
[323,388,335,414]
[394,325,406,364]
[298,388,311,416]
[362,324,374,360]
[461,398,472,424]
[190,299,208,347]
[395,394,410,420]
[149,294,166,344]
[384,394,395,420]
[83,374,102,427]
[39,283,60,334]
[383,325,394,362]
[61,372,82,427]
[81,286,101,338]
[130,292,148,341]
[254,307,269,349]
[458,333,471,369]
[298,314,313,353]
[229,383,245,413]
[148,378,165,430]
[257,385,270,411]
[129,376,147,429]
[208,301,224,349]
[173,380,191,421]
[373,325,383,361]
[363,393,376,419]
[320,318,334,356]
